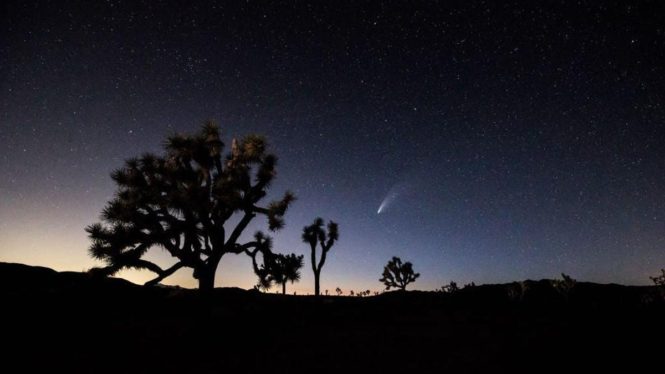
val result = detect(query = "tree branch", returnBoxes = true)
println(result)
[252,206,269,215]
[224,212,255,249]
[144,262,185,286]
[133,259,164,275]
[237,241,260,254]
[310,242,318,274]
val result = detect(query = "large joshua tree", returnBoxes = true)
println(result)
[86,122,295,291]
[302,218,338,296]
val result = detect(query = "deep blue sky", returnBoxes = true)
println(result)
[1,0,664,291]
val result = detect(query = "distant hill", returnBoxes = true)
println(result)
[0,261,138,292]
[1,262,663,373]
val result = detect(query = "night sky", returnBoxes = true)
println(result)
[2,1,664,292]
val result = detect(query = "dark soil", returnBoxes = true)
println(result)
[1,262,663,373]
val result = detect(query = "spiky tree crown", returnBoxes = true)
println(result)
[269,253,305,285]
[86,121,295,286]
[302,218,338,252]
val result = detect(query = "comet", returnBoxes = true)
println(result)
[377,183,407,214]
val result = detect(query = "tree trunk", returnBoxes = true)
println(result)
[310,244,319,296]
[197,254,223,292]
[196,260,220,292]
[282,282,286,295]
[314,271,320,296]
[198,268,215,291]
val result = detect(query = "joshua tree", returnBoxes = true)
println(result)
[270,253,304,295]
[86,122,295,290]
[245,234,303,294]
[302,217,339,296]
[335,287,343,296]
[379,256,420,291]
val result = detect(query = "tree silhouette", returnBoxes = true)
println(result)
[86,122,294,290]
[335,287,343,296]
[271,253,304,295]
[244,232,302,294]
[302,217,338,296]
[379,256,420,291]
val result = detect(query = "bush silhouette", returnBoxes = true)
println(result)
[302,218,339,296]
[441,281,459,293]
[86,122,295,290]
[551,273,577,300]
[379,256,420,291]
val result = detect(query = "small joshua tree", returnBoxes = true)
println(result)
[302,218,339,296]
[379,256,420,291]
[270,253,304,295]
[246,235,303,294]
[335,287,343,296]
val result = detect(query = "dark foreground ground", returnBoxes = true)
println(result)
[1,262,663,373]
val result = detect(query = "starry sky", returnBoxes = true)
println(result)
[2,0,664,292]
